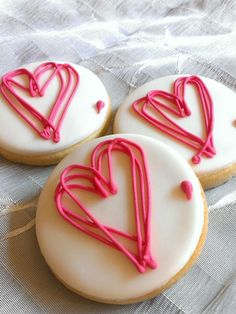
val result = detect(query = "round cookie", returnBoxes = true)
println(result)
[36,134,207,304]
[0,61,111,165]
[114,75,236,189]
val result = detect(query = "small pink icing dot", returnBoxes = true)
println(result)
[53,132,60,143]
[184,104,191,116]
[146,258,158,269]
[192,155,201,164]
[180,180,193,200]
[138,265,146,273]
[96,100,105,113]
[30,88,37,97]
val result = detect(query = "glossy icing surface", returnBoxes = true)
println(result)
[114,75,236,175]
[0,61,109,155]
[36,134,205,301]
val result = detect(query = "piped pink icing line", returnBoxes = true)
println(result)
[0,62,79,142]
[55,138,157,273]
[180,181,193,200]
[132,76,216,164]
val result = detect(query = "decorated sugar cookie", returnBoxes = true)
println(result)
[0,61,111,165]
[114,75,236,189]
[36,134,207,304]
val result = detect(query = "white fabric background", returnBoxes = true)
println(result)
[0,0,236,313]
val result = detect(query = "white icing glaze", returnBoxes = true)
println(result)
[114,75,236,175]
[0,61,109,155]
[36,134,205,302]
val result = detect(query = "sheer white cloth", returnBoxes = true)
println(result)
[0,1,236,313]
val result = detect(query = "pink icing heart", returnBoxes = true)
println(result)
[55,138,157,273]
[132,76,216,164]
[0,62,79,142]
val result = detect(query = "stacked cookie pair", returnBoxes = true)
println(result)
[1,61,235,304]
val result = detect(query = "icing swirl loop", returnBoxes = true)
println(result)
[55,138,157,273]
[0,62,79,142]
[132,76,216,164]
